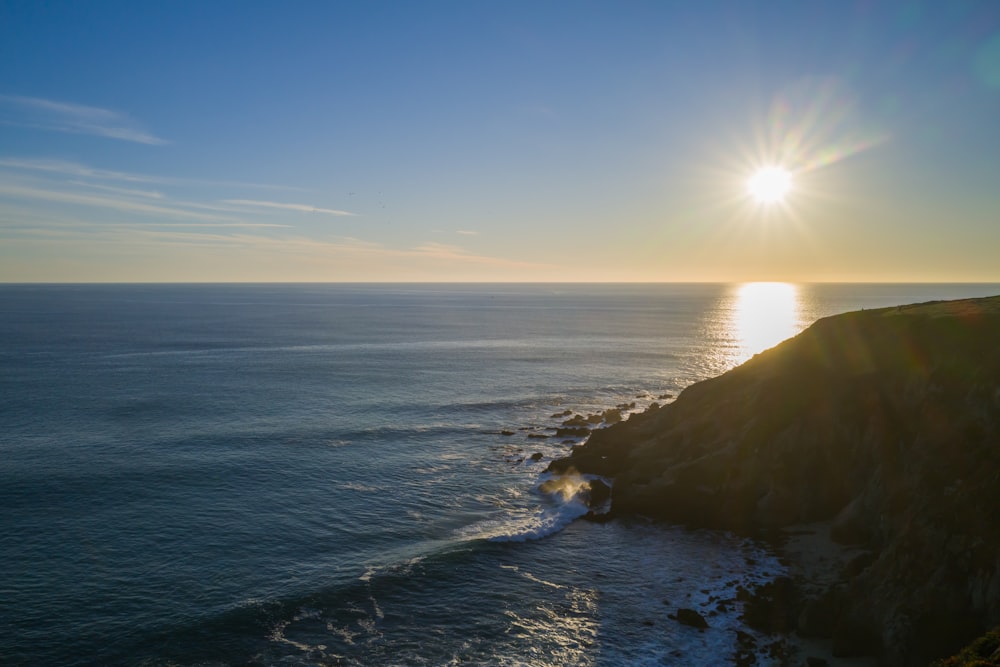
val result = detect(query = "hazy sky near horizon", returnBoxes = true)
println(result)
[2,0,999,282]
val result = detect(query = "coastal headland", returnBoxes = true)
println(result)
[549,296,1000,666]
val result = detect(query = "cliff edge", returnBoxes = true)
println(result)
[549,296,1000,666]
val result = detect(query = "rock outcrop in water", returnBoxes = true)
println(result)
[549,296,1000,666]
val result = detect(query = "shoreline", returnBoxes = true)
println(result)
[757,522,879,666]
[551,295,1000,665]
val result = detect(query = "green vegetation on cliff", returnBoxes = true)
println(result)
[934,626,1000,666]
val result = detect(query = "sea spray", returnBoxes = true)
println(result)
[460,470,611,542]
[537,468,591,502]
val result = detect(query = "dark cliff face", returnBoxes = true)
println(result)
[550,296,1000,666]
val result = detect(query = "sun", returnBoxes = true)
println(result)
[747,166,792,204]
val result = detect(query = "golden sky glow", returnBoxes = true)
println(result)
[2,5,999,282]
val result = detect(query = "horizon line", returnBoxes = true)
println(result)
[3,280,1000,286]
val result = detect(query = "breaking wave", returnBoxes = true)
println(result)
[459,471,609,543]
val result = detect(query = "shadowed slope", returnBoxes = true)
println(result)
[550,296,1000,665]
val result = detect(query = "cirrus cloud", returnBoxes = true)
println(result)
[222,199,357,217]
[0,95,168,145]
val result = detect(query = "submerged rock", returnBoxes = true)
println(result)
[676,608,709,629]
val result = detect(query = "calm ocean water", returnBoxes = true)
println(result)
[2,283,998,666]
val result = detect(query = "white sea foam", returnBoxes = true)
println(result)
[483,499,590,542]
[459,472,609,542]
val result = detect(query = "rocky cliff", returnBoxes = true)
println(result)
[549,296,1000,666]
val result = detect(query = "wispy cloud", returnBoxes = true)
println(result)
[0,157,309,191]
[0,183,239,222]
[68,180,164,199]
[409,242,542,268]
[0,157,160,183]
[413,242,468,256]
[223,199,357,217]
[456,230,478,236]
[0,202,291,235]
[0,95,167,145]
[7,221,542,270]
[0,205,290,233]
[0,158,327,227]
[0,214,555,281]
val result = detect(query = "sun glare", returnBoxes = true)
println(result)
[747,166,792,204]
[734,282,799,361]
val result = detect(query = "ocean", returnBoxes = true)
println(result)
[2,283,998,666]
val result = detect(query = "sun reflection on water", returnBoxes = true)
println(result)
[733,282,800,363]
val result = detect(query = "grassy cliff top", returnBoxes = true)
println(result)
[864,294,1000,318]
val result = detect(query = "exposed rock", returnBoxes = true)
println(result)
[554,426,590,438]
[529,452,543,461]
[602,408,622,424]
[740,576,799,634]
[797,587,841,638]
[500,429,514,436]
[675,607,709,629]
[763,638,793,661]
[841,551,877,578]
[550,295,1000,666]
[586,478,611,508]
[526,433,548,439]
[831,613,881,658]
[830,494,873,545]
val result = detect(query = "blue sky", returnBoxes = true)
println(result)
[1,0,999,281]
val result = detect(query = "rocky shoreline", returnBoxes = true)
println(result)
[547,296,1000,666]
